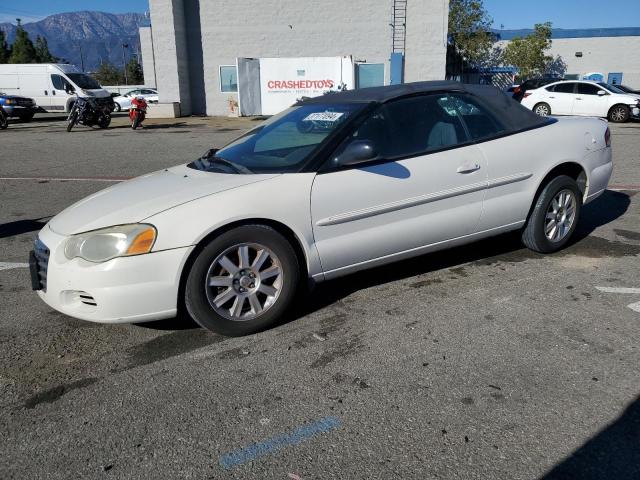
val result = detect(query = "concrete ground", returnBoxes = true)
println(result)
[1,113,639,480]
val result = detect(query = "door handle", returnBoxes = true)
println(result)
[457,163,481,174]
[576,97,582,100]
[549,96,555,99]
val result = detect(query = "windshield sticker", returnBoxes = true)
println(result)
[302,112,345,122]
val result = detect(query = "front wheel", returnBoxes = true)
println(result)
[185,225,300,336]
[608,105,630,123]
[131,112,140,130]
[66,110,78,132]
[0,113,8,130]
[114,103,121,112]
[522,175,582,253]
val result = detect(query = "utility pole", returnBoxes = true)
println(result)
[122,43,129,85]
[79,44,85,72]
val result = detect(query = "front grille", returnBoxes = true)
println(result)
[33,238,50,292]
[16,98,34,107]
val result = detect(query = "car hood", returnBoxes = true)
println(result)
[49,165,279,235]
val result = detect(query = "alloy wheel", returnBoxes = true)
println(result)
[205,243,283,321]
[545,189,577,242]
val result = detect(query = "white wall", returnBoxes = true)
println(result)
[498,36,640,87]
[147,0,449,116]
[548,36,640,87]
[139,26,157,88]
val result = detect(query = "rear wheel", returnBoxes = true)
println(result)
[185,225,300,336]
[533,102,551,117]
[522,175,582,253]
[98,114,111,129]
[608,104,630,123]
[114,103,122,112]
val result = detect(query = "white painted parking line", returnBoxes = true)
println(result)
[595,287,640,294]
[0,176,127,182]
[596,286,640,313]
[0,262,29,271]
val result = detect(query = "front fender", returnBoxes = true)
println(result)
[144,173,323,278]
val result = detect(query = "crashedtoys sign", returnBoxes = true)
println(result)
[237,56,355,116]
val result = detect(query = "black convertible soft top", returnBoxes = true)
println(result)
[299,80,551,132]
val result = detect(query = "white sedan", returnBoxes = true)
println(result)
[112,88,158,112]
[30,82,613,336]
[521,80,640,122]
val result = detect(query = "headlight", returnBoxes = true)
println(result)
[64,224,157,263]
[4,99,12,105]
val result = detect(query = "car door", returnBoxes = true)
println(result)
[310,93,491,277]
[546,82,577,115]
[18,71,50,110]
[50,74,72,111]
[573,82,609,117]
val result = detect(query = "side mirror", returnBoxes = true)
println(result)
[597,90,607,96]
[335,140,379,167]
[201,148,218,159]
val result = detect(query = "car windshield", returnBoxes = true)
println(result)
[189,103,364,174]
[66,73,102,90]
[598,82,626,94]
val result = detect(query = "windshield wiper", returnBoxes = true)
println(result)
[197,149,253,174]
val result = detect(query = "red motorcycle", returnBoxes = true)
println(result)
[129,96,148,130]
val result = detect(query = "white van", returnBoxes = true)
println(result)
[0,63,113,113]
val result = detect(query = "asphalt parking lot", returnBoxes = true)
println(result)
[1,114,639,479]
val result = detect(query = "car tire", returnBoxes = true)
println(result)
[114,103,121,112]
[522,175,582,254]
[533,103,551,117]
[608,104,630,123]
[185,225,300,336]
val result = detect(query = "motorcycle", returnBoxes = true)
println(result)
[129,96,148,130]
[66,94,112,132]
[0,106,7,130]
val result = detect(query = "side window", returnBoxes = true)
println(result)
[577,83,601,95]
[449,94,506,141]
[51,74,67,91]
[339,94,470,159]
[554,83,575,94]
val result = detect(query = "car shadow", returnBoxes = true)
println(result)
[541,395,640,479]
[139,189,631,331]
[0,217,49,239]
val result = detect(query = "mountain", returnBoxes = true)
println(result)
[0,11,148,71]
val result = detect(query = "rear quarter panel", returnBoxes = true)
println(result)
[477,117,610,231]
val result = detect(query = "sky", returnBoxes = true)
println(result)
[0,0,638,28]
[0,0,150,23]
[484,0,640,30]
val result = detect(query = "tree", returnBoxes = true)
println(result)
[34,35,57,63]
[447,0,495,76]
[9,19,37,64]
[92,62,124,85]
[503,22,554,79]
[125,58,144,84]
[0,30,10,63]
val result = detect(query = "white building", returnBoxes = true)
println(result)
[497,28,640,87]
[140,0,450,117]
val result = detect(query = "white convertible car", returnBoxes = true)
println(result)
[30,81,613,336]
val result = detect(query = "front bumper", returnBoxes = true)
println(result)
[32,225,193,324]
[3,105,35,117]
